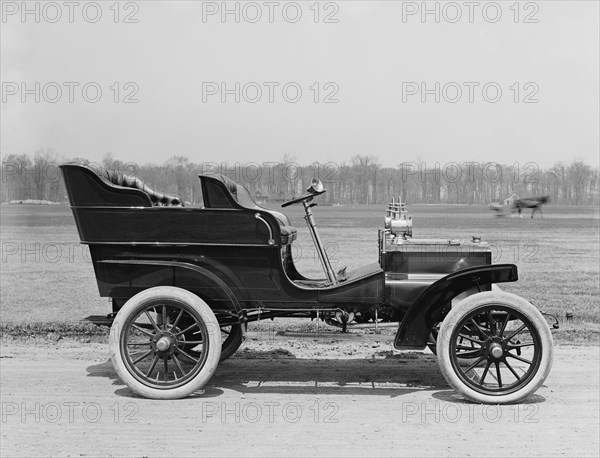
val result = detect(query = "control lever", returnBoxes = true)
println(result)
[302,199,337,285]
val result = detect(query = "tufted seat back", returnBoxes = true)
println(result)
[208,174,291,225]
[101,169,184,207]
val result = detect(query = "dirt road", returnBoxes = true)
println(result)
[1,334,598,457]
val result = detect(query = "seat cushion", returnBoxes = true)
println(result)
[279,225,297,244]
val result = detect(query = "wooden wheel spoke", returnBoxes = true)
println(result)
[131,324,154,337]
[172,354,187,377]
[505,323,527,341]
[172,309,184,328]
[508,342,534,349]
[145,355,160,377]
[499,312,511,335]
[495,361,503,388]
[508,341,534,349]
[457,334,484,346]
[503,358,522,381]
[174,322,198,337]
[162,305,167,331]
[487,310,497,335]
[177,348,200,363]
[456,349,483,358]
[464,356,485,373]
[133,349,153,364]
[480,360,492,384]
[144,310,161,332]
[469,318,490,339]
[506,351,533,365]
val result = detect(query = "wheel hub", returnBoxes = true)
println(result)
[482,336,505,360]
[156,337,171,351]
[152,331,177,356]
[489,343,503,359]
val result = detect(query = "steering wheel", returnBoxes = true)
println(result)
[281,179,326,208]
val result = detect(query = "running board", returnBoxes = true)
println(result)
[84,314,115,327]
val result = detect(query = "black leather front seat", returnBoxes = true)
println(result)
[201,173,297,244]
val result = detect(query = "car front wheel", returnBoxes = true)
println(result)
[437,291,553,404]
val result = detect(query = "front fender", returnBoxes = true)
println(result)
[393,264,518,349]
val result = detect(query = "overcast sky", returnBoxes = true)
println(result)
[1,1,598,168]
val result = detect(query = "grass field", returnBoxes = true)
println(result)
[1,203,598,343]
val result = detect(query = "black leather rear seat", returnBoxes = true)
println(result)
[101,169,184,207]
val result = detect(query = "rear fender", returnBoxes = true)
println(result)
[393,264,518,349]
[101,259,244,323]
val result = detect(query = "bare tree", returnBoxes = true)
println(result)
[352,155,379,204]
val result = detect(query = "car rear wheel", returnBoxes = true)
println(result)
[183,323,243,362]
[437,291,553,404]
[109,286,221,399]
[218,324,244,361]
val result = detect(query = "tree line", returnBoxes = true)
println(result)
[1,149,598,206]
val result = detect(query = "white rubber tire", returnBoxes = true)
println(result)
[109,286,221,400]
[437,291,553,404]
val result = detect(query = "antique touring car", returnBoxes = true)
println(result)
[60,164,554,403]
